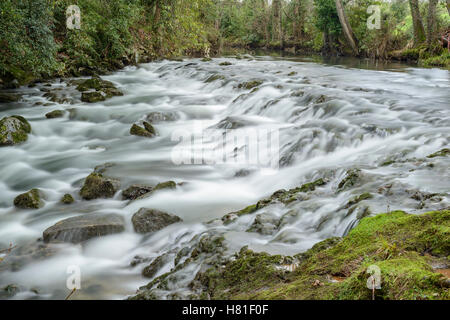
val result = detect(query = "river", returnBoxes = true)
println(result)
[0,54,449,299]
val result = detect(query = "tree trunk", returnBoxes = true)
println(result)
[272,0,282,46]
[334,0,359,55]
[409,0,426,46]
[447,0,450,16]
[261,0,270,45]
[427,0,438,48]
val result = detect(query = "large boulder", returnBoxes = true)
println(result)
[80,172,120,200]
[13,189,44,209]
[131,208,182,234]
[0,115,31,146]
[43,213,125,243]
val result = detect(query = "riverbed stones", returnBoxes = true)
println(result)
[13,189,44,209]
[131,208,182,234]
[142,254,170,278]
[122,184,153,200]
[80,172,120,200]
[81,91,106,103]
[0,115,31,146]
[45,110,65,119]
[130,121,156,138]
[43,213,125,243]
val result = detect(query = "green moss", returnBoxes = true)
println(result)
[200,210,450,300]
[80,172,120,200]
[337,169,361,191]
[427,148,450,158]
[45,110,65,119]
[238,80,264,90]
[130,122,156,138]
[345,192,373,208]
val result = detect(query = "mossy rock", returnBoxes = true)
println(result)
[45,110,65,119]
[130,122,156,138]
[205,74,226,83]
[14,189,44,209]
[75,77,115,92]
[122,184,153,200]
[153,181,177,191]
[103,87,124,98]
[427,148,450,158]
[238,80,264,90]
[0,93,21,103]
[142,254,170,278]
[79,172,120,200]
[219,61,232,66]
[0,115,31,146]
[198,209,450,300]
[60,194,74,205]
[132,208,182,234]
[81,91,106,103]
[337,169,362,191]
[201,57,212,62]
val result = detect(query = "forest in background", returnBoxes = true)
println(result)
[0,0,449,88]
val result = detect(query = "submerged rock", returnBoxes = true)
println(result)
[145,111,178,123]
[238,80,263,90]
[43,213,125,243]
[153,181,176,191]
[142,254,170,278]
[0,93,20,103]
[45,110,65,119]
[337,169,362,192]
[13,189,44,209]
[0,115,31,146]
[191,210,450,300]
[131,208,182,234]
[79,172,120,200]
[130,121,156,138]
[122,184,153,200]
[60,194,75,204]
[205,74,226,83]
[219,61,232,66]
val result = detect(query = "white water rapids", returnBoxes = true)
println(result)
[0,54,449,299]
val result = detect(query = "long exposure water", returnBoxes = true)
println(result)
[0,54,449,299]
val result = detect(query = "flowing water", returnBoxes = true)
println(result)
[0,54,449,299]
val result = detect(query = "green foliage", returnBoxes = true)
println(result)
[0,0,60,81]
[313,0,341,36]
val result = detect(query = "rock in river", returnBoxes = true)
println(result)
[13,189,45,209]
[43,213,125,243]
[0,115,31,146]
[130,121,156,138]
[132,208,182,234]
[80,172,120,200]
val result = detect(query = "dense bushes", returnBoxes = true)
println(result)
[0,0,211,85]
